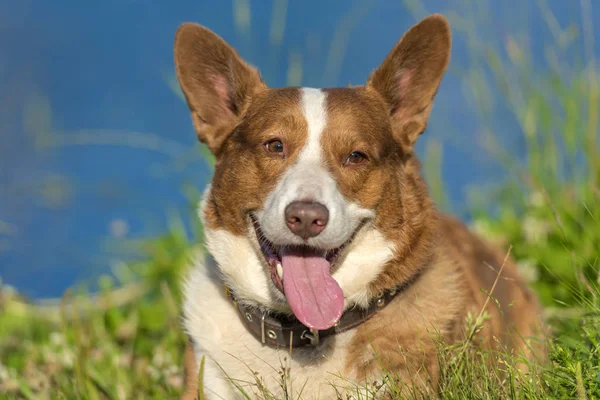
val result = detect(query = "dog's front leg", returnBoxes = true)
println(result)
[180,337,240,400]
[181,339,200,400]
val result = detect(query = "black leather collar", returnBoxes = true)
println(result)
[225,271,422,350]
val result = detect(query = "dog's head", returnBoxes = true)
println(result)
[174,15,451,330]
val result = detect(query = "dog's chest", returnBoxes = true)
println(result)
[183,259,366,399]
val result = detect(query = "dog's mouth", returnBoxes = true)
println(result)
[250,214,363,330]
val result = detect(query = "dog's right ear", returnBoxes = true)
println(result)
[174,23,266,156]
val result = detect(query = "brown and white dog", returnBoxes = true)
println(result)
[174,14,546,400]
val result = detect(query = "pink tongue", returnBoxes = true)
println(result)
[281,247,344,330]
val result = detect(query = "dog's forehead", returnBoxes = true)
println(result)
[244,86,389,143]
[323,87,387,118]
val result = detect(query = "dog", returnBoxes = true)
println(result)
[174,14,546,399]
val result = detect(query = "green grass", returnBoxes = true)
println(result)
[2,1,600,398]
[0,233,598,399]
[0,218,197,399]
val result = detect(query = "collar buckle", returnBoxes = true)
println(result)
[260,313,266,344]
[300,328,320,346]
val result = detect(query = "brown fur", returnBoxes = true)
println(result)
[202,88,309,235]
[344,214,546,396]
[174,14,546,399]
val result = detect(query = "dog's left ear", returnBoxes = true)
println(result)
[366,14,451,151]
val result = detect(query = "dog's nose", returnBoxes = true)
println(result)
[285,201,329,239]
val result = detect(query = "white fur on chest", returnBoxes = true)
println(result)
[182,253,359,399]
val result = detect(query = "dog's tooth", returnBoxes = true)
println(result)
[276,262,283,280]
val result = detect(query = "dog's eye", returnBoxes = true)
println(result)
[345,151,367,165]
[264,139,285,155]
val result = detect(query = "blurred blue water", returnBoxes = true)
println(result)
[0,1,597,298]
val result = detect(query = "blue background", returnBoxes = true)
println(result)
[1,1,598,298]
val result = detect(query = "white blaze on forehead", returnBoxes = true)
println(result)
[299,87,327,164]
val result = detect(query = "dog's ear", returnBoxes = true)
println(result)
[174,23,266,156]
[366,14,451,152]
